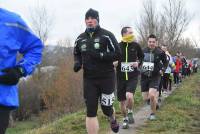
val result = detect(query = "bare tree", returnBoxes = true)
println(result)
[174,38,198,58]
[29,3,54,44]
[28,3,55,71]
[136,0,191,49]
[191,26,200,48]
[55,38,73,61]
[191,37,199,48]
[135,0,165,46]
[10,4,55,125]
[57,38,72,48]
[26,4,55,108]
[162,0,191,48]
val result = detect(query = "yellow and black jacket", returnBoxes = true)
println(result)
[117,41,144,80]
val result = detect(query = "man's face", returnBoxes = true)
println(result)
[148,38,157,49]
[123,28,133,36]
[85,17,98,28]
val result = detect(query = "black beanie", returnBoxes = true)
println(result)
[85,8,99,22]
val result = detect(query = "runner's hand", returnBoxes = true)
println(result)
[132,62,139,68]
[73,63,81,72]
[0,67,24,85]
[159,70,164,76]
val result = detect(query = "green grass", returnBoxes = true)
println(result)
[20,110,110,134]
[26,111,87,134]
[6,87,143,134]
[6,120,40,134]
[8,73,200,134]
[137,72,200,134]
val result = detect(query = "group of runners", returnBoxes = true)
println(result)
[73,8,198,134]
[0,6,198,134]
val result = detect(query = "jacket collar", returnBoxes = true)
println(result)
[85,25,100,36]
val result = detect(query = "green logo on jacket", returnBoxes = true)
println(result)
[94,43,100,49]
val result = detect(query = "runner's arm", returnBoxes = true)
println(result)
[73,39,82,72]
[101,33,121,61]
[137,44,144,67]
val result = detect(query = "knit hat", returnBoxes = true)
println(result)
[85,8,99,22]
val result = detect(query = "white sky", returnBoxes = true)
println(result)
[1,0,200,46]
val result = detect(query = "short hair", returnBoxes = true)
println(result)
[161,45,167,49]
[148,34,157,41]
[121,26,131,36]
[161,44,167,47]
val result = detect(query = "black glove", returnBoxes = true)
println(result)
[0,67,24,85]
[73,63,81,72]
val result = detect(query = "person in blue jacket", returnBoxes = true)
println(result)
[0,8,43,134]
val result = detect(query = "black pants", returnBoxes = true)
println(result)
[117,77,138,101]
[158,76,163,97]
[84,76,115,117]
[0,108,11,134]
[173,72,179,84]
[168,77,172,91]
[162,73,170,90]
[141,75,161,92]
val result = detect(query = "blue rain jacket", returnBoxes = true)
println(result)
[0,8,43,108]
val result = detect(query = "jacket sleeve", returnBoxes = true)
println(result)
[102,33,121,62]
[73,38,82,66]
[16,17,44,76]
[160,52,168,71]
[136,44,144,67]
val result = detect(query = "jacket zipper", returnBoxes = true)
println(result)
[125,43,128,80]
[149,50,152,77]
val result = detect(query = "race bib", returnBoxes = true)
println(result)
[101,93,115,106]
[142,62,154,72]
[121,62,136,72]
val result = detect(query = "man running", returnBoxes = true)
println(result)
[73,8,120,134]
[160,45,175,96]
[116,26,144,129]
[141,34,168,120]
[174,54,182,85]
[0,8,43,134]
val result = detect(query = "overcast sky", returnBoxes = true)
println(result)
[1,0,200,46]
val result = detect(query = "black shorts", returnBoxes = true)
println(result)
[141,75,161,92]
[117,78,138,101]
[0,106,12,134]
[83,76,115,117]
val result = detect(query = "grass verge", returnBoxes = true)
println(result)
[7,87,143,134]
[137,72,200,134]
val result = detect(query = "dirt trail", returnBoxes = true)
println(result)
[109,87,176,134]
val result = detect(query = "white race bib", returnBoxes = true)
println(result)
[121,62,136,72]
[142,62,154,72]
[101,93,115,106]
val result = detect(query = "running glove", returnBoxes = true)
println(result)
[0,67,24,85]
[73,63,81,72]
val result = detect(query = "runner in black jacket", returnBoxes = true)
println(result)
[141,34,168,121]
[74,24,121,79]
[73,8,120,134]
[116,27,144,129]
